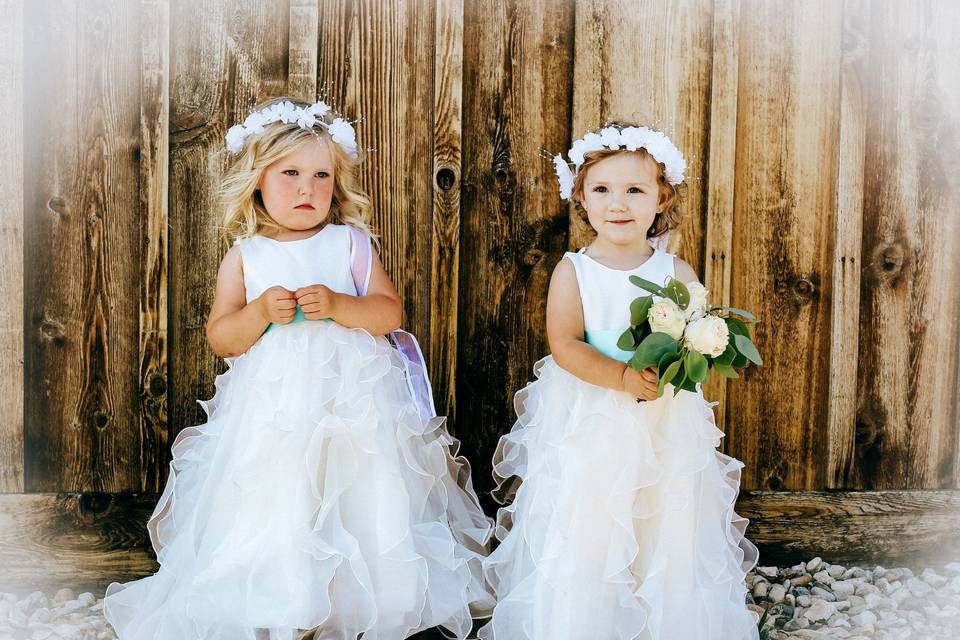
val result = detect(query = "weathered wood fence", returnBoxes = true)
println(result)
[1,0,958,591]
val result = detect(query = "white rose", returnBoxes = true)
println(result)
[647,298,686,340]
[684,315,729,358]
[684,282,709,320]
[327,118,358,157]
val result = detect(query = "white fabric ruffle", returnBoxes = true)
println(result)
[479,356,759,640]
[105,321,494,640]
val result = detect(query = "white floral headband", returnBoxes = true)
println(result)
[224,100,359,158]
[552,125,686,200]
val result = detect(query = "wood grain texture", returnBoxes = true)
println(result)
[825,0,868,488]
[737,490,960,567]
[23,1,146,492]
[289,0,319,101]
[316,0,436,369]
[168,0,289,438]
[0,0,24,493]
[727,0,842,491]
[458,0,575,506]
[430,0,464,419]
[852,0,960,489]
[138,0,171,495]
[701,0,740,442]
[0,493,157,593]
[570,0,715,269]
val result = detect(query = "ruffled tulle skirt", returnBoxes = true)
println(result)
[479,356,759,640]
[104,321,494,640]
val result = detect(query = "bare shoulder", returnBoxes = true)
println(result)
[672,256,700,285]
[549,254,580,293]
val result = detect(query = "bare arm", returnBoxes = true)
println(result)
[674,256,700,285]
[205,246,296,358]
[296,250,403,337]
[546,257,659,399]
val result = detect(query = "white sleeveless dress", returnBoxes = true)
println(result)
[479,248,760,640]
[104,224,494,640]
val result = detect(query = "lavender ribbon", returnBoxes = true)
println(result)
[349,227,437,421]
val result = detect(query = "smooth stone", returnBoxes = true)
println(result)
[828,564,846,578]
[804,599,836,622]
[793,575,814,587]
[807,557,823,573]
[811,587,837,602]
[769,584,786,603]
[850,610,878,626]
[832,580,855,597]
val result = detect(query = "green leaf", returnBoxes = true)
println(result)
[629,275,665,296]
[713,361,740,379]
[658,358,682,396]
[630,296,654,326]
[733,333,763,365]
[663,277,691,309]
[732,351,749,368]
[672,368,687,396]
[725,316,750,338]
[679,376,699,392]
[714,343,737,367]
[714,306,757,321]
[629,332,678,371]
[617,327,638,351]
[685,350,709,383]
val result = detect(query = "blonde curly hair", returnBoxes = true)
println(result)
[570,123,686,242]
[217,97,375,244]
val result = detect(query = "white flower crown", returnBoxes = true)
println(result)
[224,100,359,158]
[552,125,686,201]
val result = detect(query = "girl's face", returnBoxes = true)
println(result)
[257,137,335,234]
[580,152,664,247]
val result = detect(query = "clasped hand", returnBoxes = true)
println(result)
[256,284,339,324]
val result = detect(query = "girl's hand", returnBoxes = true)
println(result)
[256,286,297,324]
[295,284,339,320]
[621,365,660,402]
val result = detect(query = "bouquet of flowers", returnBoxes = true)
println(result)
[617,276,762,397]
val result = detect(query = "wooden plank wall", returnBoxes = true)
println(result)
[2,0,959,590]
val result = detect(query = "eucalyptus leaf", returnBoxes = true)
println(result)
[713,361,740,379]
[664,277,691,309]
[685,350,709,383]
[714,344,737,367]
[658,358,682,395]
[629,332,678,371]
[629,275,665,296]
[714,306,756,321]
[725,316,750,338]
[630,296,654,326]
[617,327,638,351]
[733,333,763,365]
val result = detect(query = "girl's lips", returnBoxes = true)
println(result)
[295,204,315,210]
[609,219,632,225]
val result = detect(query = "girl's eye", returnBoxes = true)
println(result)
[592,186,608,193]
[628,187,643,194]
[282,169,298,176]
[315,171,329,178]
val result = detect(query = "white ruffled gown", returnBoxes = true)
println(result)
[479,248,760,640]
[105,224,494,640]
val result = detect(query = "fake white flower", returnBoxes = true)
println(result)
[684,315,729,358]
[599,126,621,149]
[684,282,709,321]
[553,154,574,201]
[328,118,358,157]
[551,124,687,200]
[648,298,686,340]
[223,100,359,158]
[225,125,247,154]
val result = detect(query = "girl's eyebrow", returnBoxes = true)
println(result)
[282,164,333,171]
[586,179,655,187]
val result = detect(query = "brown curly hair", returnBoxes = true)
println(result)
[570,132,686,242]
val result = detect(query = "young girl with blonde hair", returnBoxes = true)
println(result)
[104,97,494,640]
[480,124,760,640]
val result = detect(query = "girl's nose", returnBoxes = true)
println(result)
[297,180,313,196]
